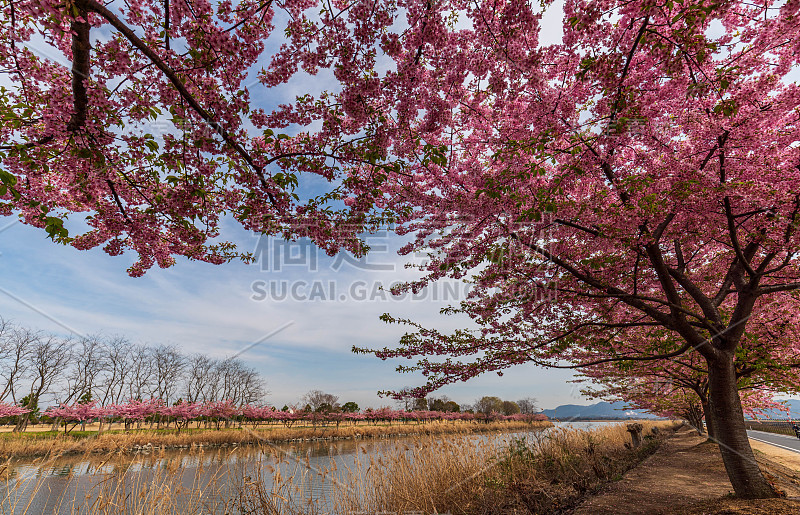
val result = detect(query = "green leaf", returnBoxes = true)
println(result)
[0,170,18,187]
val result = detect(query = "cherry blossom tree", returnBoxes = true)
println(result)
[203,399,240,429]
[580,367,789,437]
[347,0,800,498]
[6,0,800,499]
[159,400,200,432]
[46,400,104,434]
[574,325,800,438]
[0,0,397,275]
[110,398,162,430]
[0,402,29,420]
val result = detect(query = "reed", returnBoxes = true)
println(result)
[332,420,680,514]
[0,421,678,514]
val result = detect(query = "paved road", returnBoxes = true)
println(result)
[747,429,800,453]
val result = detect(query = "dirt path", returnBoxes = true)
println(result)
[570,426,800,515]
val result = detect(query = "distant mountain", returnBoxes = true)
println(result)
[747,399,800,419]
[540,399,800,421]
[541,401,660,420]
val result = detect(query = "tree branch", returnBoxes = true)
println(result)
[536,341,694,369]
[723,197,758,277]
[755,282,800,295]
[553,218,600,237]
[85,0,277,206]
[67,2,91,132]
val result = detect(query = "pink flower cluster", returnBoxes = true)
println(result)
[0,402,30,418]
[38,400,547,425]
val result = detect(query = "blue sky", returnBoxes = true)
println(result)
[0,215,585,410]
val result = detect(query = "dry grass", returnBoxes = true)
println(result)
[0,421,678,514]
[0,420,551,459]
[2,450,233,514]
[332,420,681,514]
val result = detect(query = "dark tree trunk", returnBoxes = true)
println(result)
[14,392,40,432]
[701,398,717,440]
[67,1,91,132]
[687,411,704,434]
[14,413,30,432]
[683,399,704,434]
[695,414,706,434]
[706,352,776,499]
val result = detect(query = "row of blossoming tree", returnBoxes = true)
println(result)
[572,331,800,437]
[0,400,547,434]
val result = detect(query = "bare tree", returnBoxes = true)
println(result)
[217,358,237,402]
[128,344,155,401]
[62,335,106,405]
[184,353,218,403]
[0,323,32,404]
[517,397,539,415]
[211,357,267,405]
[16,334,72,431]
[203,359,224,402]
[235,363,266,405]
[302,390,339,412]
[151,344,185,405]
[98,336,133,406]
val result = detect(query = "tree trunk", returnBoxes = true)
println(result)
[701,398,717,440]
[14,392,40,432]
[695,414,705,434]
[687,411,704,434]
[626,423,643,448]
[706,352,776,498]
[13,413,29,432]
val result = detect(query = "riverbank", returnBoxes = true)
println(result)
[0,419,551,458]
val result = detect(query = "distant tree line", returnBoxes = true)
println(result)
[398,394,539,416]
[0,319,266,431]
